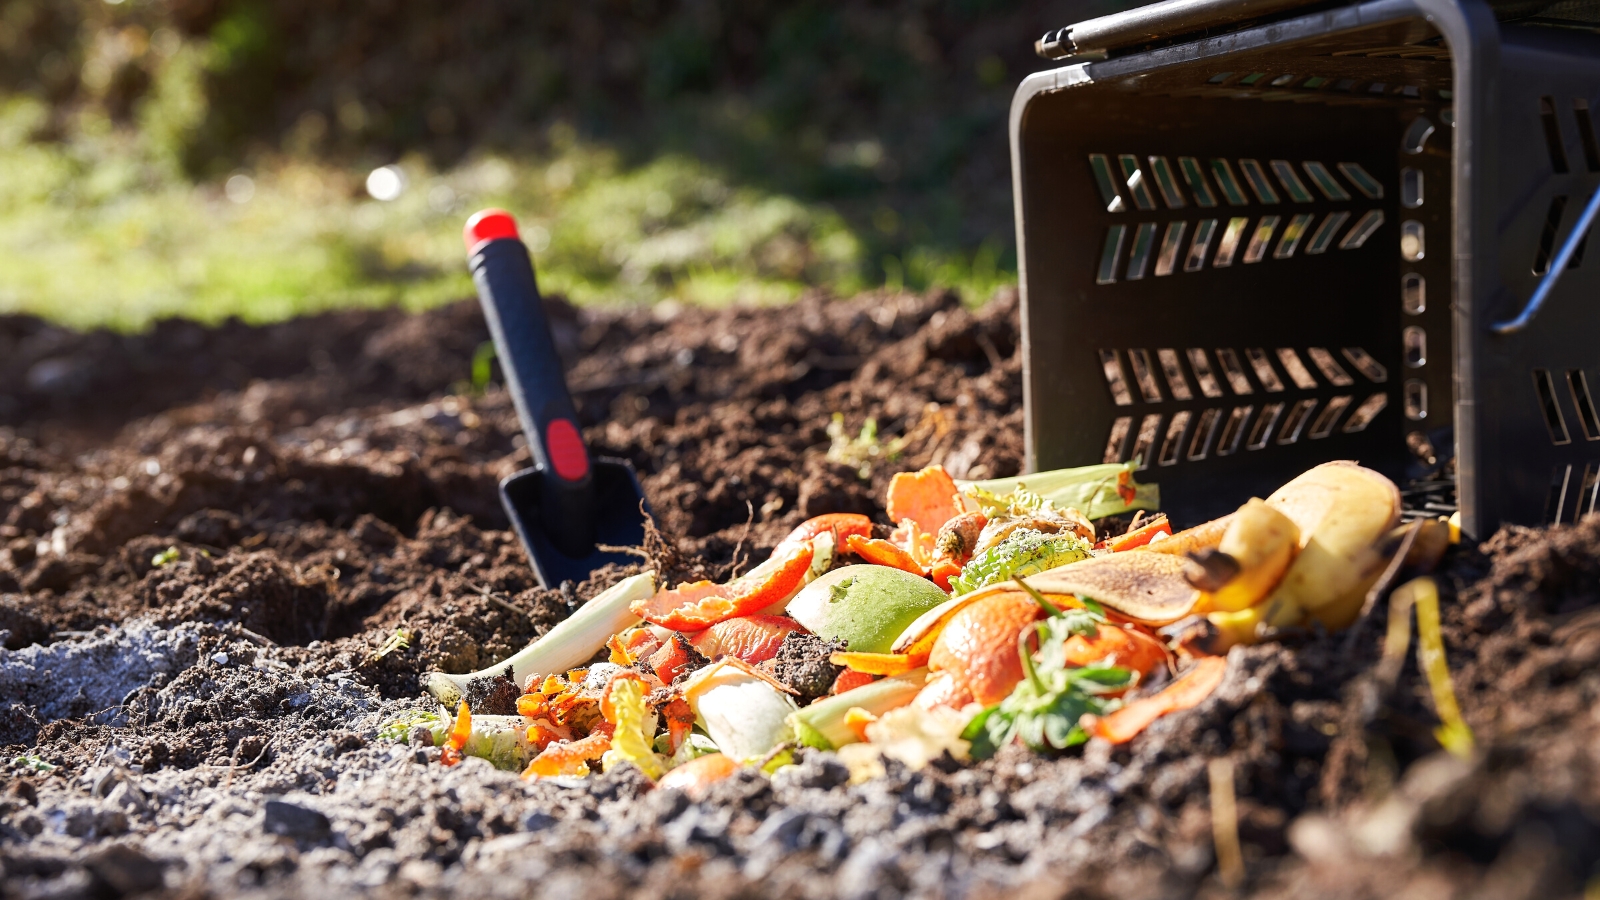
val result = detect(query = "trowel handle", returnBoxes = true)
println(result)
[464,209,594,495]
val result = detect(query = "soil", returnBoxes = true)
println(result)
[3,291,1599,899]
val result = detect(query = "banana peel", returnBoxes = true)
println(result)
[1198,499,1301,613]
[1257,461,1401,631]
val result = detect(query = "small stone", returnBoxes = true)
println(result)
[211,651,230,665]
[263,799,331,840]
[519,810,557,832]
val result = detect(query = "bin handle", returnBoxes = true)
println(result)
[1492,183,1600,335]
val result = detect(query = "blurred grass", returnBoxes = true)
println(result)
[0,104,1013,332]
[0,0,1126,331]
[0,105,1013,331]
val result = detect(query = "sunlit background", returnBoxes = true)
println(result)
[0,0,1132,330]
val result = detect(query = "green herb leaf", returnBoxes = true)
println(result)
[961,620,1133,759]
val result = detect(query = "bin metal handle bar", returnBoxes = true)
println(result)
[1492,183,1600,335]
[1036,0,1313,58]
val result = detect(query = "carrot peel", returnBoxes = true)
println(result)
[632,542,815,631]
[1082,655,1228,744]
[829,650,928,675]
[440,700,472,767]
[1106,516,1172,552]
[844,533,925,576]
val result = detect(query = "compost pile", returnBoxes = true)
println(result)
[3,290,1600,900]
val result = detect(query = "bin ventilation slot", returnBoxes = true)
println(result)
[1238,160,1281,204]
[1278,398,1319,444]
[1342,393,1388,432]
[1103,416,1133,464]
[1130,414,1163,469]
[1401,221,1426,261]
[1340,210,1386,249]
[1127,349,1164,402]
[1158,411,1191,466]
[1188,407,1222,460]
[1245,348,1286,392]
[1540,97,1570,174]
[1401,168,1424,208]
[1307,348,1354,386]
[1546,464,1573,524]
[1303,162,1350,201]
[1403,326,1427,368]
[1100,349,1134,406]
[1210,160,1250,206]
[1534,196,1567,275]
[1577,100,1600,173]
[1148,157,1187,209]
[1215,349,1254,394]
[1098,225,1127,284]
[1090,155,1127,213]
[1119,155,1159,210]
[1179,158,1218,207]
[1404,380,1428,420]
[1275,214,1316,258]
[1581,463,1600,520]
[1127,222,1157,279]
[1207,72,1233,84]
[1341,347,1388,383]
[1277,349,1319,389]
[1305,212,1350,254]
[1154,222,1187,276]
[1270,161,1315,202]
[1402,116,1435,155]
[1403,273,1426,314]
[1215,405,1254,455]
[1545,464,1600,524]
[1157,349,1193,400]
[1337,163,1383,199]
[1569,370,1600,441]
[1246,402,1286,449]
[1535,368,1572,445]
[1574,461,1600,518]
[1187,349,1225,398]
[1308,395,1353,439]
[1185,219,1218,271]
[1214,217,1250,267]
[1243,216,1280,264]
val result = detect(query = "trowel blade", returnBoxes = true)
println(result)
[499,458,650,588]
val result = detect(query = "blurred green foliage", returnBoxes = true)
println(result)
[0,0,1135,328]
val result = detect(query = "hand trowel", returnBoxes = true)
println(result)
[464,208,651,588]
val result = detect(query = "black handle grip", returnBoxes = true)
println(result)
[466,212,596,557]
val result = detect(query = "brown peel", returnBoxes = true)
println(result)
[1018,551,1201,625]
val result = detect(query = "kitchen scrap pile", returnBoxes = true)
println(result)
[416,456,1442,795]
[4,293,1600,899]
